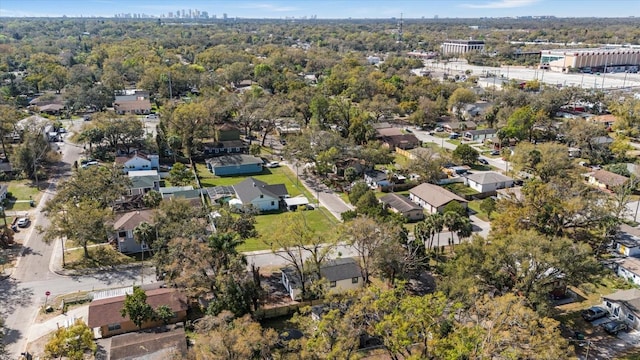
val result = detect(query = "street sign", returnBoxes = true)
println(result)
[45,291,50,296]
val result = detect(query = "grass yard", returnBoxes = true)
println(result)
[63,244,134,270]
[7,180,41,201]
[197,164,310,199]
[467,200,490,221]
[442,183,479,196]
[238,207,339,252]
[446,139,461,146]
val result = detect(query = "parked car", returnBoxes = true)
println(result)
[602,320,628,335]
[490,150,500,156]
[145,113,159,119]
[266,161,280,168]
[449,132,459,139]
[435,127,444,132]
[81,160,99,169]
[404,127,413,133]
[16,217,30,228]
[581,306,607,321]
[478,158,489,165]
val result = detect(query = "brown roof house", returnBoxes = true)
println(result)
[114,90,152,115]
[379,193,424,221]
[409,183,468,214]
[110,210,154,254]
[587,169,629,191]
[88,288,188,338]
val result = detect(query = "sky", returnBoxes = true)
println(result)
[0,0,638,19]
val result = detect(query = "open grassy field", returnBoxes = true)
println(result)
[238,207,339,252]
[196,164,310,199]
[63,244,134,270]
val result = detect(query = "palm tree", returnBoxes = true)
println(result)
[208,233,246,271]
[414,221,434,250]
[443,211,460,250]
[430,212,444,250]
[133,222,156,254]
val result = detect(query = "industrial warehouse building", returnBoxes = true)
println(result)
[441,39,485,55]
[540,47,640,73]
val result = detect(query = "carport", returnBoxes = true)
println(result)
[284,196,310,211]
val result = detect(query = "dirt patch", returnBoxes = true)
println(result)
[24,333,50,360]
[259,270,297,308]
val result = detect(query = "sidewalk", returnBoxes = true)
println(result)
[27,305,90,344]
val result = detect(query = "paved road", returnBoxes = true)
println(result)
[407,127,511,173]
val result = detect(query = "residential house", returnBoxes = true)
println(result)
[282,257,363,301]
[590,114,616,130]
[161,188,204,207]
[115,152,160,174]
[364,170,388,189]
[465,171,514,193]
[616,257,640,287]
[409,183,468,214]
[232,80,258,92]
[113,90,152,115]
[232,177,289,212]
[87,288,188,338]
[216,123,241,141]
[128,170,161,196]
[333,158,368,178]
[0,161,13,176]
[587,169,629,191]
[602,289,640,330]
[111,210,154,254]
[16,115,51,140]
[375,127,402,137]
[108,325,187,360]
[205,155,264,176]
[372,122,392,130]
[616,224,640,257]
[442,121,477,133]
[381,134,421,150]
[203,140,248,157]
[379,193,424,221]
[463,129,497,142]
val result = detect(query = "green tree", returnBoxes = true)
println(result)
[167,162,192,186]
[44,319,96,360]
[154,305,174,325]
[447,87,477,120]
[120,286,154,329]
[452,143,479,166]
[347,181,369,205]
[133,221,156,252]
[192,311,277,360]
[479,197,496,219]
[142,190,162,208]
[501,105,536,142]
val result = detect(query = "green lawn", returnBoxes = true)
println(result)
[196,164,309,199]
[195,163,340,252]
[467,200,490,221]
[7,180,41,201]
[443,183,479,196]
[238,208,339,252]
[446,139,461,146]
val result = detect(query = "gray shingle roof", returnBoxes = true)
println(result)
[379,193,422,213]
[205,154,263,167]
[320,258,362,282]
[466,171,513,185]
[233,177,288,203]
[604,288,640,316]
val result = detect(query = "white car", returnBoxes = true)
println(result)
[266,161,280,168]
[16,217,31,228]
[145,114,159,119]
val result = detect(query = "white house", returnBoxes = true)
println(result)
[115,152,160,174]
[616,257,640,287]
[465,171,514,193]
[232,177,288,212]
[603,289,640,330]
[281,258,363,301]
[616,224,640,257]
[409,183,468,214]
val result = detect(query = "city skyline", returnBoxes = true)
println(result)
[0,0,638,19]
